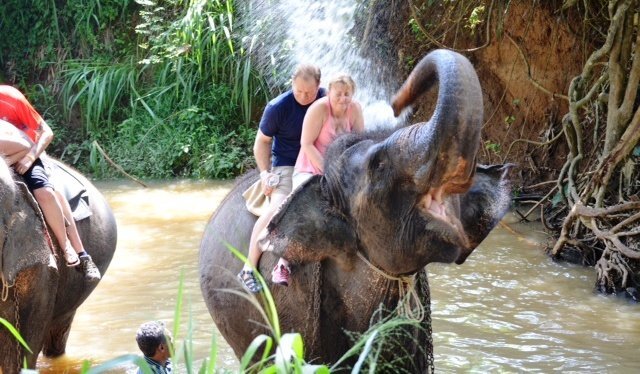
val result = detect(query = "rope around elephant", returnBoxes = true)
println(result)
[356,252,425,322]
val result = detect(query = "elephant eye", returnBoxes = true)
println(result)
[366,145,389,178]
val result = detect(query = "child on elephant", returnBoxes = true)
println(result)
[0,85,101,282]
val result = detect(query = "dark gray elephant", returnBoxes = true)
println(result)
[199,49,512,371]
[0,157,117,372]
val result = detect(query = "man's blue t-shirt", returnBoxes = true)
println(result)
[259,88,326,167]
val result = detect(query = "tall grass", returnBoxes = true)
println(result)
[58,0,269,179]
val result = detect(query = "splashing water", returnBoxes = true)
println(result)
[241,0,400,129]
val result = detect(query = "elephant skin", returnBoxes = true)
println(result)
[199,49,512,370]
[0,158,117,372]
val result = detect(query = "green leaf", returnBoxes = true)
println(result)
[81,354,150,373]
[302,365,331,374]
[240,334,273,370]
[0,317,32,353]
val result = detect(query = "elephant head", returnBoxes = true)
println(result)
[267,49,510,276]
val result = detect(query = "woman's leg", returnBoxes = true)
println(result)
[239,167,293,292]
[270,171,315,286]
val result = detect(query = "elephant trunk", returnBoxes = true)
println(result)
[389,50,483,196]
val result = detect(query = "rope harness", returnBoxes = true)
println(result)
[309,261,322,354]
[0,225,11,302]
[356,252,425,322]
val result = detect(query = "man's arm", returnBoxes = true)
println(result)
[253,129,273,173]
[253,129,275,196]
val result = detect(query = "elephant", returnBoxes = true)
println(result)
[0,157,117,372]
[199,49,512,371]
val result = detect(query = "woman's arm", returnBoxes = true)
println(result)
[300,100,326,173]
[30,120,53,159]
[351,101,365,133]
[14,120,53,175]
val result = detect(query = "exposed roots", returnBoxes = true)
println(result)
[539,0,640,300]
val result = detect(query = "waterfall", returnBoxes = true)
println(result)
[240,0,400,129]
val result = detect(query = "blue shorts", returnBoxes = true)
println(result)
[24,158,54,191]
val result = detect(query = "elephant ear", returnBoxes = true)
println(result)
[266,176,358,269]
[2,181,54,284]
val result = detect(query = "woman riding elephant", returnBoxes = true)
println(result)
[0,86,117,372]
[200,49,512,371]
[0,85,101,280]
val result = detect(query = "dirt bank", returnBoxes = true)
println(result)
[358,1,598,188]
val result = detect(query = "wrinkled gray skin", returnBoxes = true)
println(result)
[0,158,116,373]
[200,49,512,370]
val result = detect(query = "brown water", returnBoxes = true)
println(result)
[36,180,639,372]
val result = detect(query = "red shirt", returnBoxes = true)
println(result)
[0,85,44,142]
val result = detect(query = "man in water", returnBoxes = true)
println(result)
[136,320,173,373]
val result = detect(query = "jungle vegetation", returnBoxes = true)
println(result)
[0,0,271,179]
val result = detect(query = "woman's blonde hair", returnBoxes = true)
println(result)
[327,74,356,94]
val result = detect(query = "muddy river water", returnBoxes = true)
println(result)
[37,179,639,372]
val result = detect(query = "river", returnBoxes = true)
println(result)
[36,179,639,373]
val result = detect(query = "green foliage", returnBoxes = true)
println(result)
[0,0,137,83]
[504,115,516,126]
[56,0,268,179]
[0,317,33,354]
[485,140,501,155]
[466,5,485,33]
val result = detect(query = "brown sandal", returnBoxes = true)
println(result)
[63,244,80,267]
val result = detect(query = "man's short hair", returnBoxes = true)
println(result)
[136,321,168,357]
[292,64,321,84]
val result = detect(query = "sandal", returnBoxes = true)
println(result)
[237,269,262,293]
[63,243,80,267]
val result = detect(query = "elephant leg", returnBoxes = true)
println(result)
[42,311,76,357]
[1,266,58,371]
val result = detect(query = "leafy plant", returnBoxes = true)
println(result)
[56,0,269,179]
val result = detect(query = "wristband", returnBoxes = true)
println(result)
[260,170,270,178]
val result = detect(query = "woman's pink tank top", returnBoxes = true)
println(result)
[295,100,353,175]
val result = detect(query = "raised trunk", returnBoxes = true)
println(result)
[390,49,483,194]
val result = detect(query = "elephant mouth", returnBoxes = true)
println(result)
[417,186,448,222]
[417,186,470,249]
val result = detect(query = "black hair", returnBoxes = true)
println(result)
[136,321,168,357]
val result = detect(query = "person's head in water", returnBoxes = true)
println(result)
[291,64,321,106]
[136,321,173,363]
